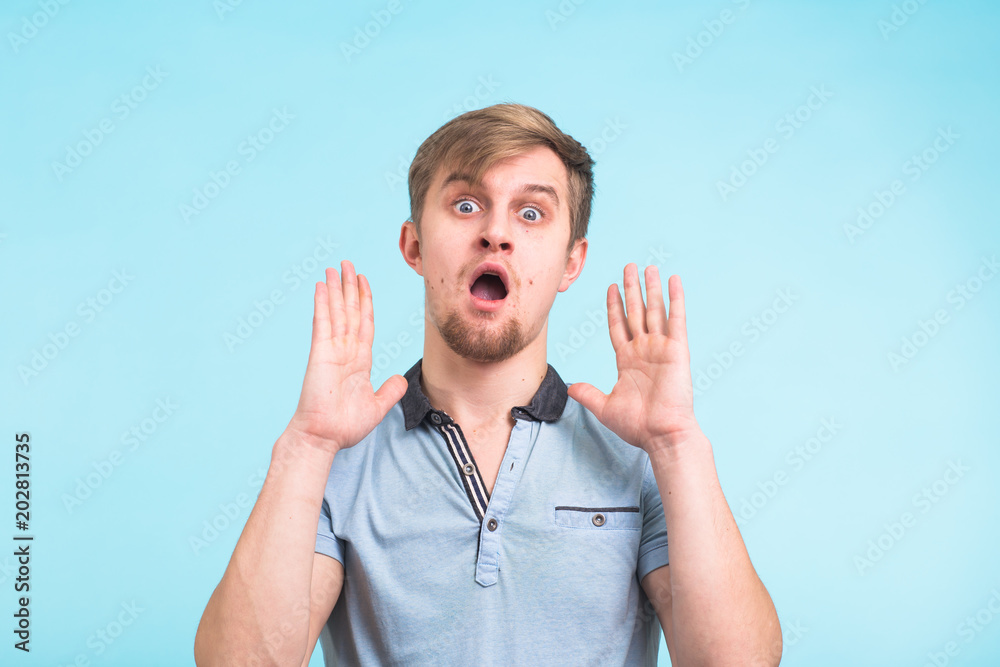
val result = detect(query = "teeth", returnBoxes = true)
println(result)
[473,268,506,288]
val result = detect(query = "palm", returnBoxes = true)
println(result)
[567,264,699,453]
[289,261,407,452]
[296,347,382,445]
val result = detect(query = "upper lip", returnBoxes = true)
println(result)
[468,261,510,293]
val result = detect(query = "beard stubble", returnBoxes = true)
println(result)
[437,308,528,363]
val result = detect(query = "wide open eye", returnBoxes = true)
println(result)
[454,199,481,214]
[518,206,543,222]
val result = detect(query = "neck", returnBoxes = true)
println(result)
[420,319,549,431]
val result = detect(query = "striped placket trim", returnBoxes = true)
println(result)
[433,420,490,523]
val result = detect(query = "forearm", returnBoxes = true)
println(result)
[195,430,336,666]
[648,432,781,666]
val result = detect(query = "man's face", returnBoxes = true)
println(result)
[399,145,587,363]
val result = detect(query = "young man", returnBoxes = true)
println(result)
[195,104,781,666]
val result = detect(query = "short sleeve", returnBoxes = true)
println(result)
[315,495,346,565]
[636,456,669,582]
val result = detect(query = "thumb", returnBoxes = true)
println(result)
[373,374,408,417]
[567,382,607,420]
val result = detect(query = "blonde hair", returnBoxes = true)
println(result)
[408,103,594,249]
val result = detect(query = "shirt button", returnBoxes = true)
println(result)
[462,463,475,475]
[430,413,442,424]
[487,518,498,531]
[592,513,606,527]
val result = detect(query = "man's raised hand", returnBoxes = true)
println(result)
[566,263,702,455]
[285,260,408,453]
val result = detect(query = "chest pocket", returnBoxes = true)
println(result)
[554,505,641,530]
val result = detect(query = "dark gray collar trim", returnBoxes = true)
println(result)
[400,358,568,430]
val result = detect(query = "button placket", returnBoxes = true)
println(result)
[475,419,537,587]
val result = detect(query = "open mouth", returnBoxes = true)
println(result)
[469,263,509,301]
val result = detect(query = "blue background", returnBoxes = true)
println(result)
[2,0,998,665]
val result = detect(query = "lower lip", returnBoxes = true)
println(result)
[469,290,507,312]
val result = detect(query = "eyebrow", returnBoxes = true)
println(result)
[441,173,561,208]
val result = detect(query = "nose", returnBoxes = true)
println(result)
[479,209,513,252]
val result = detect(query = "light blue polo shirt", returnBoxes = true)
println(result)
[315,358,670,665]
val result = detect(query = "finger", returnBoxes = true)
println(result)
[644,265,668,335]
[373,374,408,418]
[666,275,688,345]
[326,266,346,338]
[341,260,360,336]
[357,273,374,345]
[623,263,647,337]
[567,382,609,421]
[607,283,630,349]
[311,280,332,345]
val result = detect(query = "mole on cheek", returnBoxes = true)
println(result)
[529,279,533,285]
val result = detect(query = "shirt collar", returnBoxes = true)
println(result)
[401,358,568,430]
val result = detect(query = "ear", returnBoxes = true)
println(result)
[557,237,588,292]
[399,220,423,276]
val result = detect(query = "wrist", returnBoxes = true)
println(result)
[282,417,343,454]
[643,415,705,451]
[274,427,340,472]
[646,427,711,462]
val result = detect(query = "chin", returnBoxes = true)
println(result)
[438,308,527,364]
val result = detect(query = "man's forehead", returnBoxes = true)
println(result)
[440,171,559,205]
[434,153,568,206]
